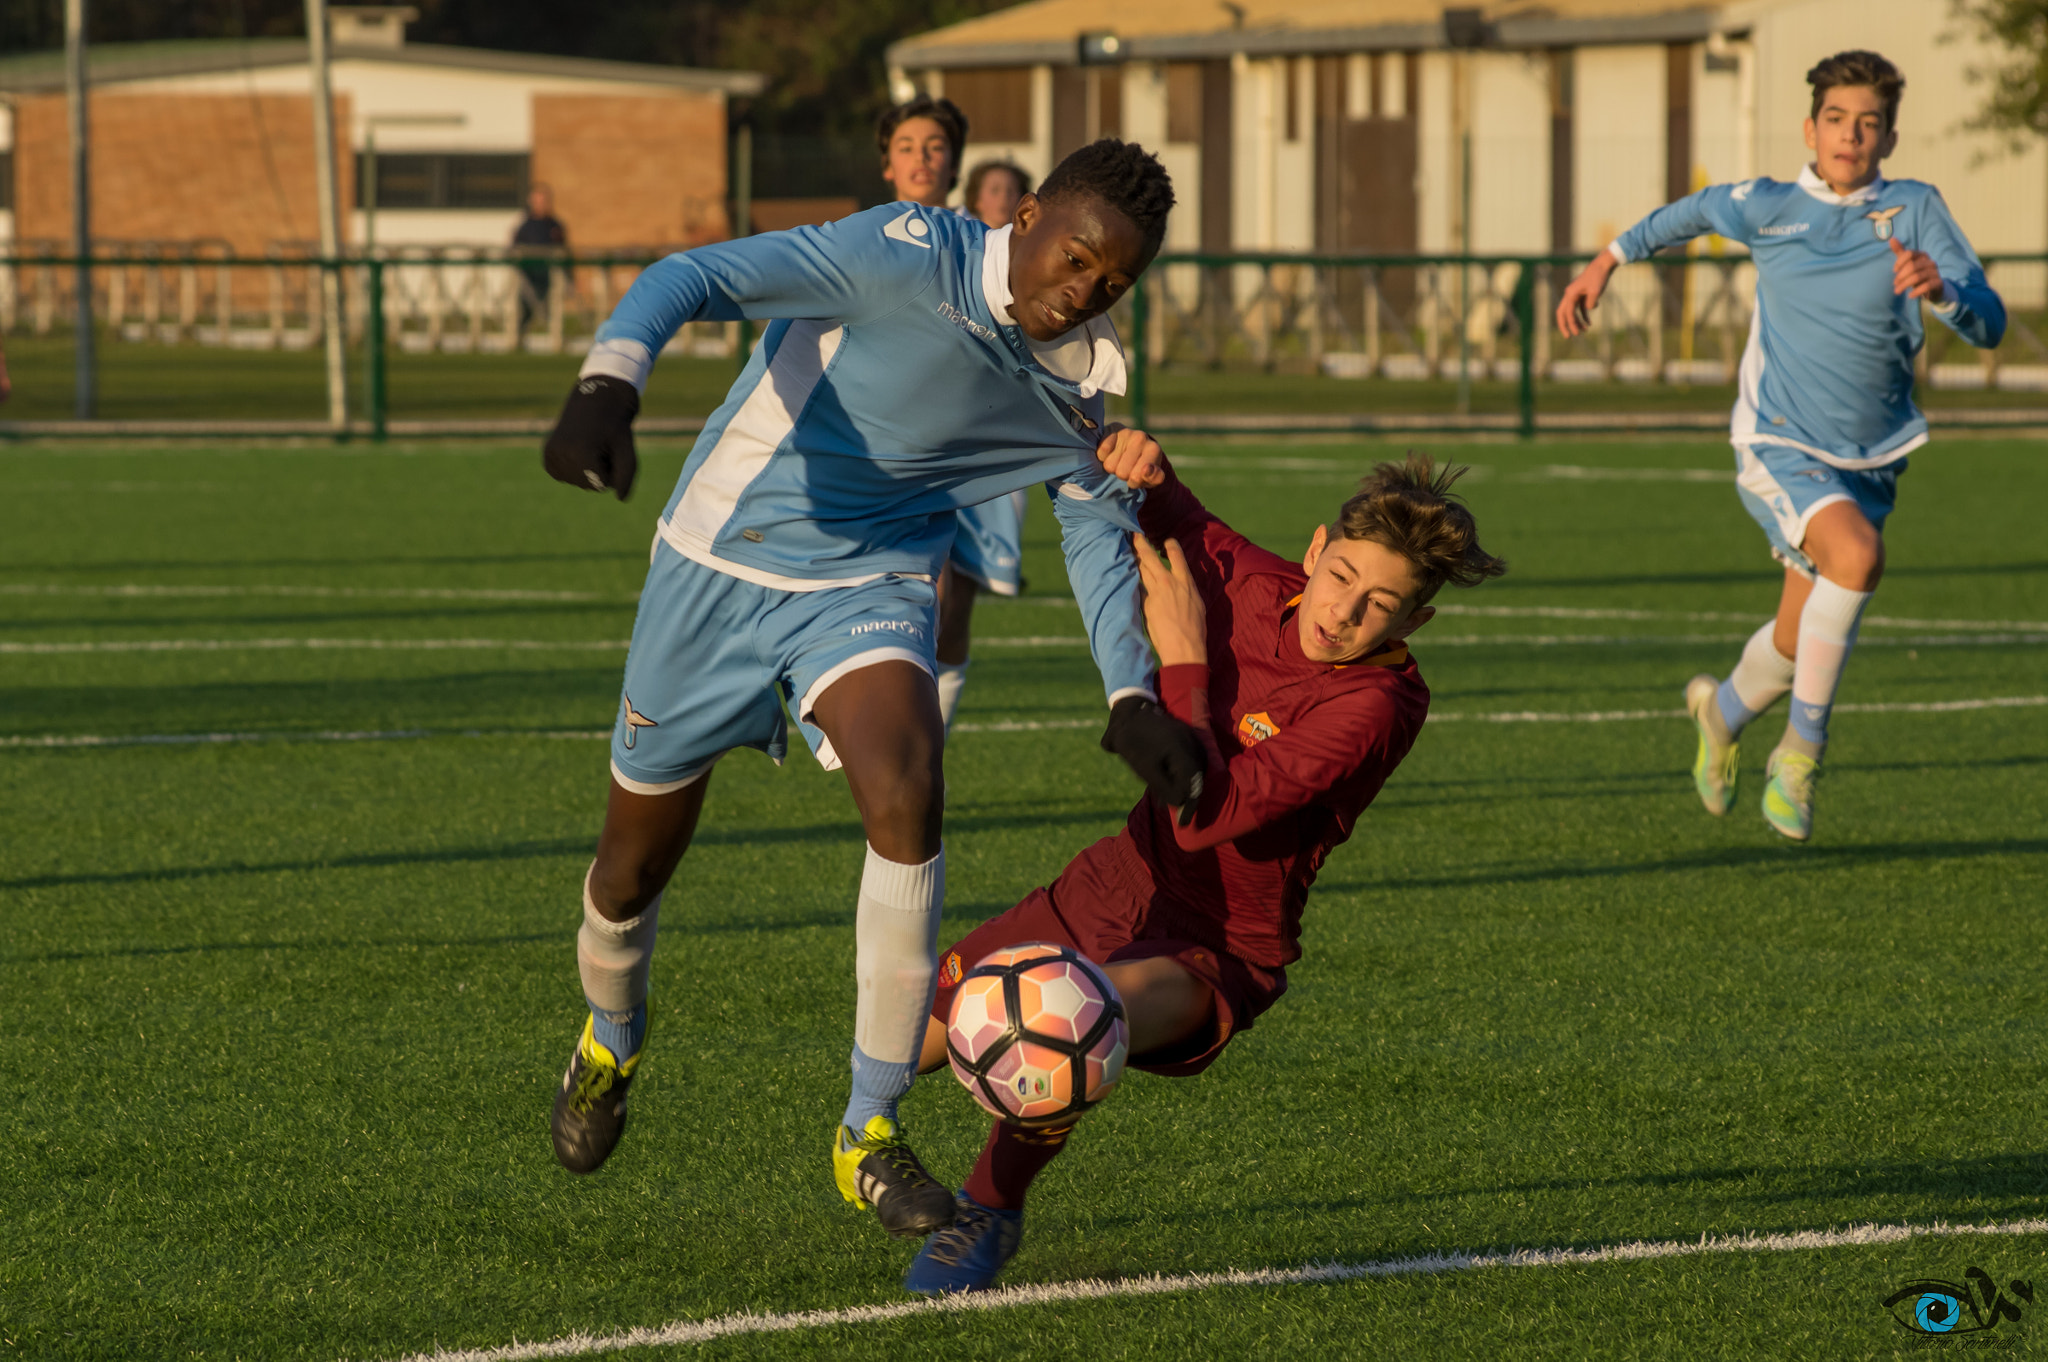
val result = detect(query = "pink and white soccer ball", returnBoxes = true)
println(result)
[946,942,1128,1128]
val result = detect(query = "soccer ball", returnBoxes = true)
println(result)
[946,942,1128,1129]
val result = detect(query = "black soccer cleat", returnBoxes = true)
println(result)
[551,1015,640,1174]
[833,1116,957,1238]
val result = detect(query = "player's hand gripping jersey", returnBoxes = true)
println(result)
[1611,167,2005,469]
[580,204,1152,701]
[1128,465,1431,970]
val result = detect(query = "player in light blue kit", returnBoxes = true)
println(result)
[537,141,1206,1241]
[1557,51,2004,841]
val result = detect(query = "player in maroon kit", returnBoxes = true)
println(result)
[901,448,1506,1295]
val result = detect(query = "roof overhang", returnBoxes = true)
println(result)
[0,39,763,97]
[890,7,1723,69]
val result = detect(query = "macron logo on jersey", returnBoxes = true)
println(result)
[1758,222,1811,237]
[937,300,996,341]
[883,209,932,249]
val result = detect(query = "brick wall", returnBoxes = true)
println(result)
[12,92,353,253]
[531,93,728,250]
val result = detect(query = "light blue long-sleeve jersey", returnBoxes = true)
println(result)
[1612,167,2004,468]
[579,203,1151,704]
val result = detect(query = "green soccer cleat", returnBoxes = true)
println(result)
[551,1014,641,1175]
[1762,747,1821,842]
[1685,674,1739,816]
[833,1115,956,1239]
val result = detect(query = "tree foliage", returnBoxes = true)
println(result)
[1954,0,2048,147]
[0,0,1017,139]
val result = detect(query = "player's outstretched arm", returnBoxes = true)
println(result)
[542,206,943,498]
[1049,468,1205,809]
[1555,252,1619,339]
[1559,185,1751,338]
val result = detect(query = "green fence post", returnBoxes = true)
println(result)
[1129,273,1149,429]
[1514,259,1537,441]
[367,259,387,442]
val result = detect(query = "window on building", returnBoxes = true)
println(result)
[943,67,1033,143]
[355,152,529,209]
[0,150,13,213]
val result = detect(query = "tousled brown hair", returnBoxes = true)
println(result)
[1807,51,1905,131]
[877,96,970,193]
[1335,453,1506,604]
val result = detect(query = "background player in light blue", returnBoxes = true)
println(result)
[939,162,1040,730]
[537,141,1206,1244]
[1556,50,2004,842]
[874,93,1039,731]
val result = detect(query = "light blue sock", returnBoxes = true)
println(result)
[842,1043,916,1133]
[1715,677,1757,735]
[589,999,646,1062]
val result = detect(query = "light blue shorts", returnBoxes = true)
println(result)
[610,542,938,792]
[947,490,1028,596]
[1733,443,1904,578]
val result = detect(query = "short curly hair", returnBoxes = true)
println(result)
[1807,50,1905,131]
[1037,139,1176,253]
[876,96,969,193]
[1335,454,1506,604]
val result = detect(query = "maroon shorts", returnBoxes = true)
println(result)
[931,834,1286,1077]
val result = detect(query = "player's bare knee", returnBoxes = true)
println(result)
[850,749,944,860]
[587,848,666,920]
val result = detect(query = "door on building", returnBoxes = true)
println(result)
[1316,54,1419,326]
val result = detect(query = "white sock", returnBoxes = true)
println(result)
[853,844,944,1065]
[1786,576,1873,756]
[935,660,969,733]
[577,867,660,1021]
[1717,621,1796,734]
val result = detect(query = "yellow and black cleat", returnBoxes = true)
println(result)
[833,1115,956,1238]
[551,1014,641,1175]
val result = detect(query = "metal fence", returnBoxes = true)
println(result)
[1123,250,2048,432]
[4,244,2045,438]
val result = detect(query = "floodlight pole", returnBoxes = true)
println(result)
[65,0,95,419]
[306,0,348,433]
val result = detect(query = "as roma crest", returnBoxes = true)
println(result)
[1237,711,1280,745]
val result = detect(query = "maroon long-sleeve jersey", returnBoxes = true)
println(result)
[1120,464,1431,970]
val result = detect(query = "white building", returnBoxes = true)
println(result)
[889,0,2046,261]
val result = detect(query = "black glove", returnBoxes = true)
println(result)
[1101,695,1206,821]
[543,374,640,501]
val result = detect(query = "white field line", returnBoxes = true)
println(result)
[0,583,629,603]
[9,696,2041,752]
[13,633,2043,656]
[1515,464,1732,482]
[1424,694,2048,724]
[0,637,631,655]
[976,632,2048,649]
[7,585,2042,636]
[1433,603,2048,633]
[367,1216,2048,1362]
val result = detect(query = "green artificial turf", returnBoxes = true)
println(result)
[1,437,2044,1360]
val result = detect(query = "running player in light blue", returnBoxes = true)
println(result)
[537,141,1206,1241]
[1557,50,2004,841]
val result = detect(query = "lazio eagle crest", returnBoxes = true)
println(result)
[1867,206,1905,241]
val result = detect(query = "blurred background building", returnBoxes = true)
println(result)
[889,0,2048,259]
[0,6,762,257]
